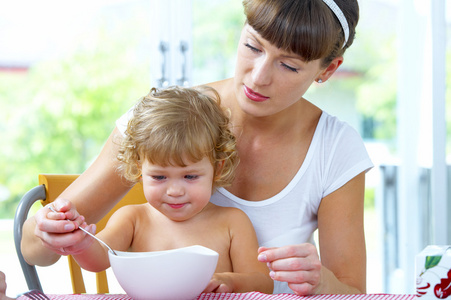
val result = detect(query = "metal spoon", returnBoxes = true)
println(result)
[47,204,117,255]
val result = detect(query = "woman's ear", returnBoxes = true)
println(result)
[317,56,344,82]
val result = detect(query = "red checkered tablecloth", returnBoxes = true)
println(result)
[18,292,417,300]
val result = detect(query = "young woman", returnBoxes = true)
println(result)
[22,0,372,295]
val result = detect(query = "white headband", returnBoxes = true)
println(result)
[322,0,349,48]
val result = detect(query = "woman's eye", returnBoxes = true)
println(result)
[244,43,261,53]
[185,175,199,180]
[151,175,166,181]
[281,62,299,73]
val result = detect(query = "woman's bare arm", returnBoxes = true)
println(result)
[316,172,367,294]
[258,172,367,295]
[21,127,134,266]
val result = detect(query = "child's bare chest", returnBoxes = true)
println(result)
[131,212,233,272]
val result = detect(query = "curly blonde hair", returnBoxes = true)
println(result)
[117,86,238,189]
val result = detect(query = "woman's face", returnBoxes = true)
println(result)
[234,24,325,118]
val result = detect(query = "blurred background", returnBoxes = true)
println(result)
[0,0,450,296]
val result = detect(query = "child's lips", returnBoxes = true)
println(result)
[168,203,186,209]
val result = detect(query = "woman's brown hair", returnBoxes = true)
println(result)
[243,0,359,67]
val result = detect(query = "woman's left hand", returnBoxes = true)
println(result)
[258,243,322,295]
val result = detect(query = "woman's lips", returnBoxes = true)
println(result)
[243,85,269,102]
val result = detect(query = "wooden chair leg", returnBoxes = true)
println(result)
[96,271,109,294]
[68,255,86,294]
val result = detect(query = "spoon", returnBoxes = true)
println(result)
[47,204,118,255]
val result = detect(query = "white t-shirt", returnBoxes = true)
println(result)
[116,110,374,294]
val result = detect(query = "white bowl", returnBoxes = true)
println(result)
[108,245,219,300]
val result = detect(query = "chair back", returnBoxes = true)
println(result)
[14,174,147,294]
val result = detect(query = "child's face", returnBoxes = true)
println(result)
[141,156,215,222]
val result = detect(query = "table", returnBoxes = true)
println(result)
[17,293,417,300]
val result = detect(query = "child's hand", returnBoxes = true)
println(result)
[203,273,234,293]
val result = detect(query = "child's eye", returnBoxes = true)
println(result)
[151,175,166,180]
[244,43,261,53]
[184,175,199,180]
[281,62,299,73]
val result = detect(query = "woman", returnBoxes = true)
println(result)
[22,0,372,295]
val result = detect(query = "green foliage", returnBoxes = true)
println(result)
[364,187,375,209]
[0,26,151,218]
[305,27,399,147]
[354,35,397,142]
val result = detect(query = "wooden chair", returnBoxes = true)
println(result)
[13,174,146,294]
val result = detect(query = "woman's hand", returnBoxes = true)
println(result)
[0,271,15,300]
[34,198,96,256]
[257,244,322,295]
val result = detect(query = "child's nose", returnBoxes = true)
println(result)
[167,182,184,196]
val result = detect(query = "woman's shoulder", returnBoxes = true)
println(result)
[310,112,370,166]
[318,112,362,140]
[201,77,233,91]
[320,111,347,129]
[199,78,234,102]
[315,112,372,168]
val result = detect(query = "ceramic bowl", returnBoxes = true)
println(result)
[108,245,219,300]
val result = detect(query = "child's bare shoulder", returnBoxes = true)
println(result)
[209,204,250,221]
[110,203,149,219]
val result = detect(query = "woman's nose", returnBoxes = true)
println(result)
[251,57,272,86]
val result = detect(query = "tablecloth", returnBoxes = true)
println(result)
[18,292,417,300]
